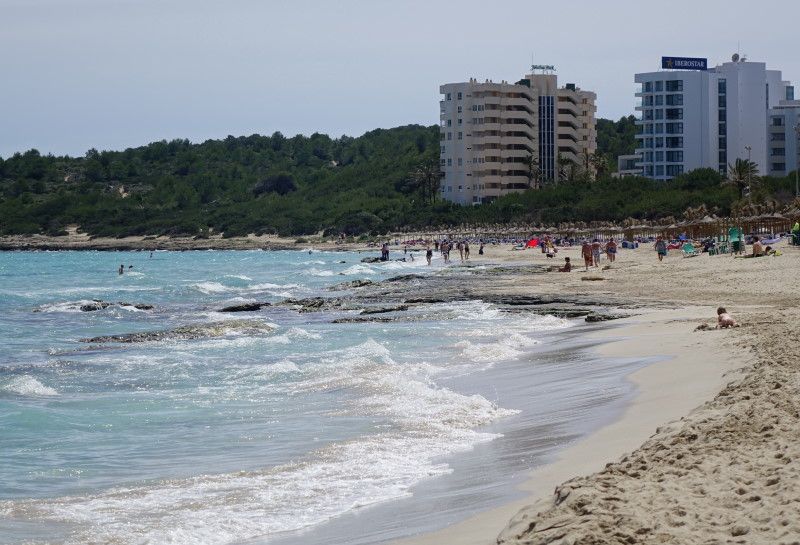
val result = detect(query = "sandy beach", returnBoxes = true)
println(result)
[386,240,800,544]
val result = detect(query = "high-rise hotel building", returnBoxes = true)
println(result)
[633,56,795,180]
[439,71,596,205]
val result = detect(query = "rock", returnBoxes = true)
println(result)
[81,320,272,343]
[278,297,342,312]
[328,279,374,291]
[80,301,112,312]
[386,274,425,283]
[331,316,395,324]
[360,305,409,315]
[361,257,382,263]
[404,297,447,304]
[581,276,605,281]
[585,313,628,323]
[218,302,271,312]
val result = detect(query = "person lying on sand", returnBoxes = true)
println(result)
[717,307,739,328]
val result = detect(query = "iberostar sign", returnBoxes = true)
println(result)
[661,56,708,71]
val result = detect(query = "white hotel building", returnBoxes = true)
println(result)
[633,57,795,180]
[439,71,596,205]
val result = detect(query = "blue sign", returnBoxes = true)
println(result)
[662,56,707,70]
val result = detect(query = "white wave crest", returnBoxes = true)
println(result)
[2,375,58,396]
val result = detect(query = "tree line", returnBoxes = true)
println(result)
[0,119,796,238]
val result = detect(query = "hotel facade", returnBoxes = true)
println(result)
[632,56,796,180]
[439,71,596,205]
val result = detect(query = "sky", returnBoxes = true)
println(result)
[1,0,798,158]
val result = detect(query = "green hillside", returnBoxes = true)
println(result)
[0,122,796,237]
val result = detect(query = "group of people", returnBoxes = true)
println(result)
[437,240,471,264]
[578,239,617,271]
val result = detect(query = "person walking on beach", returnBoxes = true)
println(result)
[605,239,617,263]
[478,242,484,256]
[426,246,433,266]
[581,241,593,271]
[654,236,668,262]
[591,239,601,267]
[456,241,464,262]
[464,241,470,260]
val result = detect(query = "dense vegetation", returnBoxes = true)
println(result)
[597,115,637,172]
[1,122,797,237]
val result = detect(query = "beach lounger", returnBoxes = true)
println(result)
[682,242,700,257]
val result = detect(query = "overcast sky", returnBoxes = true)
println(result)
[1,0,798,157]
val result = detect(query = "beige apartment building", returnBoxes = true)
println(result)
[439,71,596,205]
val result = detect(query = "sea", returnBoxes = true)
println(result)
[0,249,648,545]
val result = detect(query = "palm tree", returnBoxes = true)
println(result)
[725,158,759,197]
[588,153,609,180]
[410,157,443,205]
[523,153,541,189]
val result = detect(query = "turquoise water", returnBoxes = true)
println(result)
[0,250,637,545]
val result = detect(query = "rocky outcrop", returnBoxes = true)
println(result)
[78,300,153,312]
[218,302,271,312]
[80,320,272,343]
[360,305,409,315]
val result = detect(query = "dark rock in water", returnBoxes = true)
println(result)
[404,297,447,304]
[278,297,342,312]
[361,257,382,263]
[328,279,374,291]
[332,316,395,324]
[338,260,346,264]
[81,320,273,343]
[585,313,628,323]
[80,301,113,312]
[218,302,271,313]
[79,300,154,312]
[386,274,425,283]
[360,305,409,315]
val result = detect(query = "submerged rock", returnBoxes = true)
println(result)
[218,302,271,312]
[80,320,273,343]
[78,300,153,312]
[328,279,374,291]
[585,313,628,323]
[277,297,343,312]
[360,305,409,315]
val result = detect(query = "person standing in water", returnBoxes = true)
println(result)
[426,246,433,266]
[118,264,124,275]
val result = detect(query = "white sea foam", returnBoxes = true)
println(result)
[224,274,253,281]
[307,268,336,277]
[2,339,515,544]
[341,264,376,276]
[35,300,98,313]
[2,375,58,396]
[191,281,230,294]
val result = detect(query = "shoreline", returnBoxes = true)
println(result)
[388,306,749,545]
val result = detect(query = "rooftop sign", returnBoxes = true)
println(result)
[662,56,707,71]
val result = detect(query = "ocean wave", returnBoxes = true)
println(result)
[1,375,58,396]
[307,268,336,277]
[340,264,375,276]
[454,333,539,364]
[0,340,513,545]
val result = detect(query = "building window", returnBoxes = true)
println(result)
[718,95,726,108]
[440,159,446,166]
[772,117,784,126]
[655,137,664,148]
[665,122,682,134]
[447,132,452,140]
[446,93,452,100]
[655,123,664,133]
[457,158,463,166]
[718,110,726,122]
[655,109,664,120]
[457,106,462,113]
[644,82,653,92]
[666,164,684,176]
[458,118,462,125]
[772,148,786,156]
[665,108,683,120]
[665,94,683,106]
[447,119,452,127]
[787,86,795,101]
[656,151,664,161]
[666,137,683,148]
[771,132,786,141]
[718,122,727,134]
[719,151,727,163]
[773,162,786,171]
[718,79,726,94]
[457,132,462,140]
[656,165,665,176]
[447,158,452,166]
[666,80,683,92]
[457,92,462,100]
[719,136,727,149]
[655,95,663,106]
[655,81,664,92]
[441,145,445,153]
[666,150,684,162]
